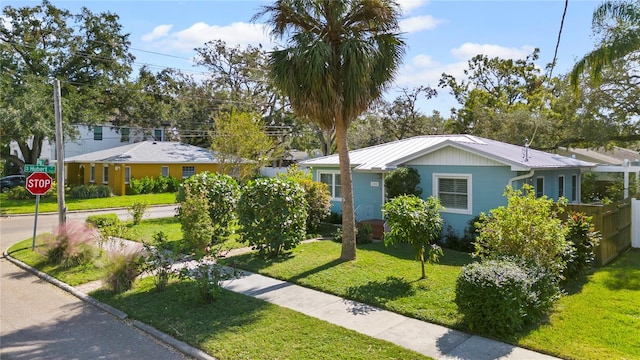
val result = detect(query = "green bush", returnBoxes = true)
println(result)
[455,259,560,337]
[39,222,99,268]
[356,222,373,244]
[383,195,443,279]
[86,213,120,228]
[7,186,31,199]
[384,167,422,200]
[279,166,331,232]
[128,201,148,225]
[326,212,342,224]
[68,184,112,199]
[178,182,215,256]
[475,185,570,276]
[141,231,177,292]
[178,262,234,303]
[238,177,308,258]
[102,249,143,293]
[562,212,601,280]
[177,172,240,243]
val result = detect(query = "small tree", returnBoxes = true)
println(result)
[383,195,444,279]
[279,165,331,232]
[177,182,215,256]
[385,167,422,200]
[238,177,307,258]
[475,185,570,276]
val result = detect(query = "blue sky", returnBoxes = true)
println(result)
[3,0,602,116]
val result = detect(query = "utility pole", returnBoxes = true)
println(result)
[53,79,66,225]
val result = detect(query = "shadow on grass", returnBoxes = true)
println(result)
[364,242,474,267]
[600,249,640,291]
[345,276,415,307]
[90,279,270,348]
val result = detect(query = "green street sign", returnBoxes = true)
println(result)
[25,165,56,174]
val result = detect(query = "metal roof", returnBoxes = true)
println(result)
[65,141,220,164]
[300,135,596,171]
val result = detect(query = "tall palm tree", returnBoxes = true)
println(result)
[255,0,405,260]
[570,0,640,88]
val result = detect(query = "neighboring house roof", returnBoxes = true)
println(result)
[300,135,596,171]
[554,146,640,165]
[65,141,220,164]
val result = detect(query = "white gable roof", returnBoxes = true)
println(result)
[65,141,220,164]
[300,135,596,171]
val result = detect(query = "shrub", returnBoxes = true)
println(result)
[383,195,444,279]
[238,177,308,258]
[356,222,373,244]
[39,222,99,268]
[86,214,120,228]
[141,231,178,292]
[68,184,112,199]
[102,247,143,293]
[562,212,601,280]
[128,201,148,225]
[384,167,422,200]
[177,172,240,244]
[7,186,31,200]
[455,259,560,337]
[326,211,342,224]
[279,166,331,232]
[178,182,215,256]
[154,176,180,193]
[178,261,234,303]
[475,185,570,276]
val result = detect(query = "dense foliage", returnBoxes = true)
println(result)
[39,222,99,268]
[383,195,444,279]
[178,182,215,256]
[238,177,307,258]
[384,167,422,200]
[128,176,180,195]
[279,166,331,232]
[562,212,601,280]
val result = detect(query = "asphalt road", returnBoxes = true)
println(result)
[0,205,191,360]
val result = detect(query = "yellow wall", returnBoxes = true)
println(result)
[65,162,220,195]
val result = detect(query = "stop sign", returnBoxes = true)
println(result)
[26,172,53,195]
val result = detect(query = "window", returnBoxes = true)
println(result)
[558,175,565,198]
[121,128,130,142]
[182,166,195,179]
[89,164,95,182]
[124,166,131,184]
[154,129,163,141]
[433,174,472,214]
[161,166,169,177]
[536,177,544,198]
[102,164,109,184]
[94,126,103,141]
[571,175,578,202]
[319,171,342,199]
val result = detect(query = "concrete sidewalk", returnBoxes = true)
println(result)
[221,269,559,360]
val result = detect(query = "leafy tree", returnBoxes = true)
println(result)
[238,177,308,258]
[383,195,444,279]
[475,185,570,276]
[382,86,438,140]
[0,1,134,168]
[570,0,640,87]
[255,0,406,260]
[384,167,422,200]
[279,165,331,232]
[211,111,281,182]
[178,181,215,256]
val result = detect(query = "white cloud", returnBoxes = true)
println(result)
[400,15,443,33]
[451,43,536,60]
[141,21,272,52]
[397,0,429,15]
[1,15,12,31]
[141,24,173,42]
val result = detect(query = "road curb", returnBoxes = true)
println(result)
[1,203,178,218]
[3,249,215,360]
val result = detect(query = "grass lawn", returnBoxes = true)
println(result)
[6,238,106,286]
[230,241,640,360]
[0,192,177,215]
[91,278,432,360]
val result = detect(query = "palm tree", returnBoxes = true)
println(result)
[254,0,405,260]
[570,0,640,88]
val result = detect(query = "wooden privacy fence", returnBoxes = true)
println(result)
[566,198,633,266]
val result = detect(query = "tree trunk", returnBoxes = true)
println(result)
[336,122,356,261]
[419,249,426,279]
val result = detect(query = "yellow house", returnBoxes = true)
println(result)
[65,141,221,195]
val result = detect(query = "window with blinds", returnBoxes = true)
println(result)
[433,174,471,214]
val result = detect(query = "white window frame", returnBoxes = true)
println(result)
[182,166,195,179]
[433,173,472,215]
[536,176,545,198]
[124,166,131,184]
[558,175,565,199]
[89,164,95,183]
[318,170,342,200]
[161,166,169,177]
[102,164,109,184]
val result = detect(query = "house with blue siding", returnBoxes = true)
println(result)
[300,135,596,236]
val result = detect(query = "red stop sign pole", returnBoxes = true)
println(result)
[27,172,53,251]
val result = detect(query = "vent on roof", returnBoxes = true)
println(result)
[523,139,530,162]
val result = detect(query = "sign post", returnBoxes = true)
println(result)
[26,172,53,251]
